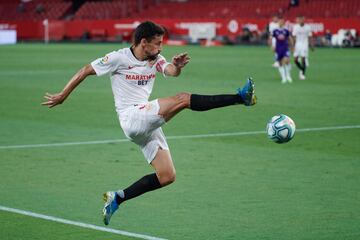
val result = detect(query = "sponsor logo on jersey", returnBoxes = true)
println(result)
[128,65,135,69]
[278,34,285,40]
[125,74,155,81]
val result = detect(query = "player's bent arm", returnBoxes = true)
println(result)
[289,36,295,52]
[164,52,190,77]
[61,64,96,97]
[42,64,96,108]
[267,36,272,47]
[164,64,182,77]
[309,36,315,51]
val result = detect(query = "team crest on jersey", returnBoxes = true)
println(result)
[99,55,109,65]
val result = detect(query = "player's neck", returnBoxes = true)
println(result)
[131,45,147,61]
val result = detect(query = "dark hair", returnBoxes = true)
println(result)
[133,21,165,46]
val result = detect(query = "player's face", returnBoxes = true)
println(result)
[279,19,285,27]
[299,17,305,25]
[144,35,163,61]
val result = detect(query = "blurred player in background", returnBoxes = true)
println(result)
[42,21,257,225]
[268,14,280,68]
[272,17,294,84]
[292,16,314,80]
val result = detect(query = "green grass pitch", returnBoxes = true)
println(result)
[0,43,360,240]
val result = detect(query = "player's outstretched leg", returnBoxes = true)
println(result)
[158,78,256,121]
[191,78,256,110]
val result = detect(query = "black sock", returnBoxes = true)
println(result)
[190,94,244,111]
[301,59,306,75]
[295,59,304,72]
[116,173,161,204]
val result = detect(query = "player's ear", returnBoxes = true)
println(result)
[140,38,147,47]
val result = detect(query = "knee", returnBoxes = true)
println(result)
[158,169,176,186]
[174,92,191,109]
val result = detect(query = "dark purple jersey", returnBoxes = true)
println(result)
[273,28,290,52]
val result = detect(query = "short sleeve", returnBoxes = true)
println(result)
[292,26,298,36]
[91,51,121,76]
[269,24,274,35]
[155,55,171,77]
[307,26,313,36]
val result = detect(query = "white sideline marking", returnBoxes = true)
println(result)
[0,125,359,150]
[0,205,167,240]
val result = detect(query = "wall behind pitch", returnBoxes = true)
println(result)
[0,18,359,41]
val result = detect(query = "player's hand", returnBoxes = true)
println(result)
[42,92,65,108]
[172,52,190,69]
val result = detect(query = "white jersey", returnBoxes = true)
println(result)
[269,21,279,48]
[91,48,170,113]
[269,21,279,36]
[292,24,312,48]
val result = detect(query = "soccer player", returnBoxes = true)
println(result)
[268,14,280,68]
[272,17,293,84]
[292,16,314,80]
[42,21,257,225]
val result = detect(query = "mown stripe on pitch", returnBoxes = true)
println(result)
[0,125,359,150]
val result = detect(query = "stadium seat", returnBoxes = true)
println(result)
[0,0,359,21]
[0,0,71,21]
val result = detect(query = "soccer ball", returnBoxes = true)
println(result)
[266,114,296,143]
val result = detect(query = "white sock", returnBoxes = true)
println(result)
[285,64,292,80]
[278,66,286,82]
[117,190,125,199]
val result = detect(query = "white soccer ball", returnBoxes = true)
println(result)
[266,114,296,143]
